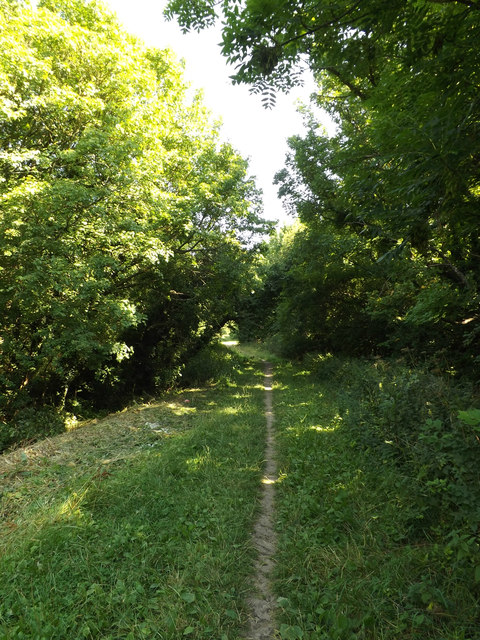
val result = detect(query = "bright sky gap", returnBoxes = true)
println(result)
[104,0,334,228]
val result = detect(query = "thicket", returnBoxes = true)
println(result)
[311,355,480,541]
[0,0,269,450]
[238,220,479,371]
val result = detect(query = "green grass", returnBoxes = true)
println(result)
[0,348,266,640]
[220,337,283,365]
[272,359,480,640]
[2,345,479,640]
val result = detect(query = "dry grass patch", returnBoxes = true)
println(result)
[0,390,200,535]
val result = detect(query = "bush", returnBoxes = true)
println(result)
[1,406,65,453]
[334,358,480,547]
[180,343,241,387]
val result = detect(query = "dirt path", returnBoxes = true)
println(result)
[244,362,278,640]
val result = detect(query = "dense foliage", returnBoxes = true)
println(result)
[0,0,268,449]
[167,0,480,369]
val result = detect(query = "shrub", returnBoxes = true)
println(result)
[1,406,65,453]
[180,343,240,387]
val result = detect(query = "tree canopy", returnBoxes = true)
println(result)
[0,0,269,448]
[168,0,480,369]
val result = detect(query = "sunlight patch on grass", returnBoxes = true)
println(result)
[186,453,217,471]
[0,350,268,640]
[224,340,281,363]
[165,402,197,416]
[310,424,338,433]
[310,413,343,432]
[57,487,90,519]
[219,406,244,416]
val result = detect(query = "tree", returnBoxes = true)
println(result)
[166,1,479,99]
[0,0,268,447]
[167,0,480,365]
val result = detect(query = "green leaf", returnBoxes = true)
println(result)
[279,624,304,639]
[225,609,238,619]
[181,592,196,603]
[458,409,480,427]
[276,596,291,609]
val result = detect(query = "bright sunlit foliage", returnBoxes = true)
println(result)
[0,0,270,449]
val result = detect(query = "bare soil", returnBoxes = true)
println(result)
[244,362,278,640]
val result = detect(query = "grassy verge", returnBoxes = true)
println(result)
[0,347,266,640]
[272,357,480,640]
[3,342,478,640]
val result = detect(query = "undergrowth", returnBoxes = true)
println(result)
[0,346,265,640]
[3,340,479,639]
[273,356,480,640]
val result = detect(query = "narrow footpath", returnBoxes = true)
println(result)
[244,362,278,640]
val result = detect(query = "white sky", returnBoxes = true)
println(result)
[104,0,331,227]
